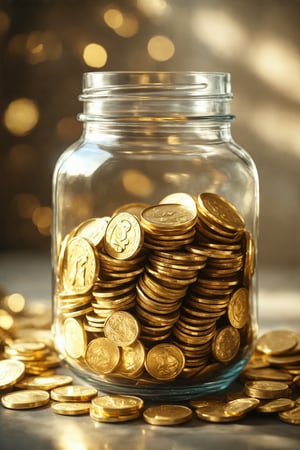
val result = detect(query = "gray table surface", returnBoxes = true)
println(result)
[1,252,300,450]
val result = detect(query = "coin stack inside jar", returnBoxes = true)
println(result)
[54,192,256,386]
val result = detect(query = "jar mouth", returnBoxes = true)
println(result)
[79,71,233,120]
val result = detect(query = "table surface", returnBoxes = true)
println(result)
[1,252,300,450]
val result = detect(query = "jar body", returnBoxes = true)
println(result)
[52,72,259,401]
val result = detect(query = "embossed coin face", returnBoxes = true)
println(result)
[85,337,120,374]
[15,374,73,391]
[255,330,298,355]
[143,404,193,425]
[104,311,140,347]
[159,192,197,215]
[117,340,145,377]
[50,385,97,402]
[279,406,300,424]
[224,397,260,416]
[141,203,197,231]
[92,394,144,414]
[145,343,185,380]
[257,397,295,413]
[1,389,50,409]
[0,359,25,390]
[195,402,245,423]
[63,317,87,359]
[212,326,240,364]
[244,380,290,399]
[104,212,143,260]
[228,288,249,329]
[62,236,99,294]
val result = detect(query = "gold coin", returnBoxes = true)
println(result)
[227,288,249,329]
[50,384,98,402]
[244,380,290,399]
[212,326,240,363]
[197,192,245,233]
[160,192,197,214]
[145,343,185,380]
[104,212,143,260]
[257,397,295,413]
[85,337,120,374]
[141,203,197,232]
[92,394,144,414]
[279,406,300,425]
[63,317,87,359]
[90,405,141,423]
[113,202,150,218]
[143,404,193,425]
[117,340,145,377]
[62,236,99,294]
[256,330,298,355]
[104,311,140,347]
[195,402,245,423]
[243,230,255,286]
[242,367,293,383]
[15,374,73,390]
[1,389,50,409]
[224,397,260,416]
[0,359,25,390]
[73,217,110,247]
[51,401,91,415]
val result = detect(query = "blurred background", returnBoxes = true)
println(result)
[0,0,299,269]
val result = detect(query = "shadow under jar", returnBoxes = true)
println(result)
[52,71,259,401]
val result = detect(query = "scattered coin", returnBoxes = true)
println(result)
[1,389,50,409]
[51,401,91,416]
[0,359,25,390]
[50,384,97,402]
[143,404,193,425]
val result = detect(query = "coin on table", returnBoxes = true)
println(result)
[0,359,25,390]
[145,343,185,381]
[50,384,98,402]
[62,236,99,294]
[143,404,193,425]
[257,397,295,413]
[255,330,298,355]
[244,380,290,399]
[104,311,140,347]
[1,389,50,409]
[90,405,141,423]
[15,374,73,390]
[104,212,143,260]
[279,406,300,425]
[224,397,260,416]
[227,287,249,329]
[63,317,87,359]
[212,326,240,364]
[92,394,144,415]
[73,217,110,247]
[195,402,246,423]
[85,337,120,374]
[51,401,91,415]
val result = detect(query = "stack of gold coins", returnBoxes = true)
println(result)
[90,394,144,422]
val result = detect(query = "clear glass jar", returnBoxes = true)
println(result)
[52,72,259,401]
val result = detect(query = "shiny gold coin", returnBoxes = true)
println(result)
[195,402,246,423]
[242,367,293,383]
[243,230,255,286]
[244,380,290,399]
[73,217,110,247]
[143,404,193,426]
[90,405,141,423]
[224,397,260,416]
[257,397,295,413]
[63,317,87,359]
[15,374,73,390]
[104,311,140,347]
[113,202,150,218]
[92,394,144,414]
[227,288,249,329]
[104,212,143,260]
[1,389,50,409]
[62,236,99,294]
[197,192,245,233]
[0,359,25,390]
[145,343,185,380]
[279,406,300,425]
[256,330,298,355]
[160,192,197,214]
[212,326,240,364]
[51,401,91,415]
[141,203,197,232]
[85,337,120,374]
[50,384,97,402]
[117,340,145,378]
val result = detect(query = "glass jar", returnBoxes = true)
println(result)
[52,72,259,401]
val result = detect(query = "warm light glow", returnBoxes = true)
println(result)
[0,10,10,34]
[32,206,52,235]
[0,309,14,330]
[4,98,39,136]
[114,13,139,38]
[147,35,175,61]
[122,169,154,198]
[6,293,26,313]
[137,0,171,21]
[56,116,82,142]
[26,31,62,64]
[7,144,36,172]
[82,43,107,68]
[104,8,123,29]
[14,193,40,218]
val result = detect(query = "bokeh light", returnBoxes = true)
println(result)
[82,43,107,68]
[0,309,14,330]
[147,35,175,61]
[122,169,154,198]
[113,13,139,38]
[6,293,26,313]
[32,206,52,236]
[13,193,40,219]
[0,9,10,34]
[104,8,123,29]
[3,98,39,136]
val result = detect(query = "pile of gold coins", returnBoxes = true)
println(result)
[1,329,300,425]
[54,192,255,385]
